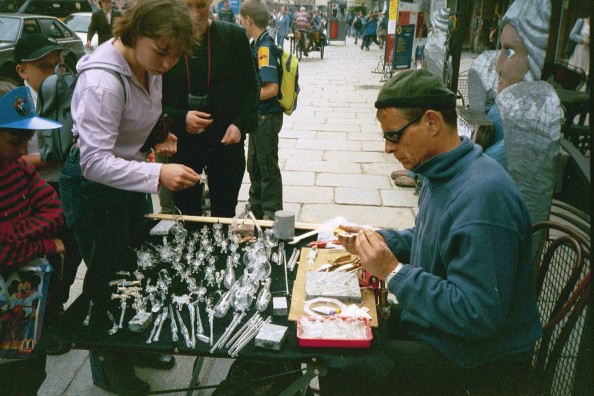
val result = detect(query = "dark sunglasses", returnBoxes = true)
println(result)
[382,112,424,143]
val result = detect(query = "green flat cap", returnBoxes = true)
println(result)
[375,69,456,109]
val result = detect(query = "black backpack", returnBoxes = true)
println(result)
[36,64,126,163]
[353,17,362,29]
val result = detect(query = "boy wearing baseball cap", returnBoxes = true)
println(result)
[14,34,63,96]
[14,34,83,313]
[0,85,65,394]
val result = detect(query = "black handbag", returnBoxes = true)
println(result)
[564,19,583,57]
[564,39,577,58]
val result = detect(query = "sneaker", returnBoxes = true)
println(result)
[394,176,416,187]
[390,169,409,180]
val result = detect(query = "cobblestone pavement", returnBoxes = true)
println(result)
[39,36,475,395]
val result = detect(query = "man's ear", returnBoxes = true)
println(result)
[15,64,28,80]
[424,110,443,137]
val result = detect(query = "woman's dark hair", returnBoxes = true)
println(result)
[113,0,194,55]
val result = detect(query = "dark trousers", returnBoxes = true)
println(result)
[319,305,532,396]
[172,135,246,217]
[361,34,380,49]
[247,112,283,219]
[60,147,152,387]
[0,352,47,395]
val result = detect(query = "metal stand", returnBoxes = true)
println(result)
[279,359,327,396]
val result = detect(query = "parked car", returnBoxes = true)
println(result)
[0,13,85,82]
[63,12,95,53]
[0,0,92,20]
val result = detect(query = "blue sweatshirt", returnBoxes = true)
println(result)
[379,137,541,368]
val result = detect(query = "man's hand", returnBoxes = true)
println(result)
[159,164,200,192]
[336,224,363,254]
[221,124,241,145]
[52,238,65,254]
[185,111,213,134]
[356,229,399,281]
[85,40,91,49]
[154,133,178,156]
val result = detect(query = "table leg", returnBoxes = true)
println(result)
[185,356,204,396]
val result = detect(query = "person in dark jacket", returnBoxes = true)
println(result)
[161,0,259,217]
[86,0,121,49]
[361,12,380,50]
[218,0,236,23]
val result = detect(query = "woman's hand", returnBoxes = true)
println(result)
[185,110,213,134]
[159,164,200,191]
[154,133,178,156]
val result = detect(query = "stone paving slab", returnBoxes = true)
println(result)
[323,150,387,163]
[300,204,416,229]
[335,187,382,206]
[316,172,392,189]
[284,159,361,174]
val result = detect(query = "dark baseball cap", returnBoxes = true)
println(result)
[375,69,456,110]
[14,34,63,64]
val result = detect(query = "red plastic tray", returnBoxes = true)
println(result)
[297,316,372,348]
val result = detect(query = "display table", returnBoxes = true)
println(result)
[37,216,389,394]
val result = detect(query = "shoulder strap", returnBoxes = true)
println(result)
[80,67,127,103]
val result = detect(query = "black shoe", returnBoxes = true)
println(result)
[95,375,150,396]
[133,354,176,370]
[96,353,151,396]
[45,343,70,356]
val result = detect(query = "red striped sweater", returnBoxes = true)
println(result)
[0,159,64,271]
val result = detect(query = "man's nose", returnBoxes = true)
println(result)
[385,140,396,154]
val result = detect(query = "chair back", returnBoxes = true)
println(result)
[531,219,591,395]
[541,62,587,91]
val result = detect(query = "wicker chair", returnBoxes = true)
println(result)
[530,217,591,396]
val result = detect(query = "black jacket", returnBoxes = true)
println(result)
[162,21,259,147]
[87,9,120,45]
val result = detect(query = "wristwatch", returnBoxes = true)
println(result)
[385,263,403,285]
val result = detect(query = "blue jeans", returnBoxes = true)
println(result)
[60,146,152,301]
[60,146,152,387]
[247,112,283,219]
[354,28,362,44]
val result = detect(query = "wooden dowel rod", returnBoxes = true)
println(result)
[145,213,320,231]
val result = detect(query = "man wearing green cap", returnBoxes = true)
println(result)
[326,69,541,395]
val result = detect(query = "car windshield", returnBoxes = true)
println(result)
[0,16,21,42]
[63,14,90,32]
